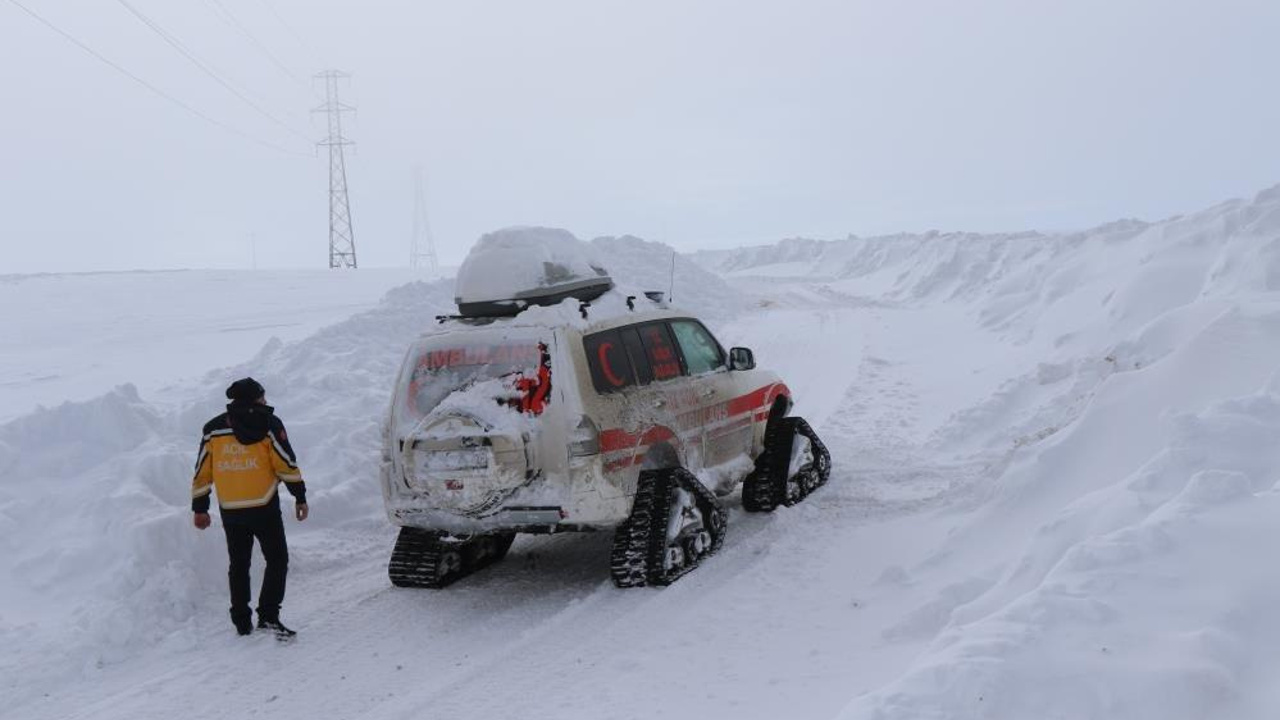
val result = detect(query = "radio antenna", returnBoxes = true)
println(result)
[668,250,676,303]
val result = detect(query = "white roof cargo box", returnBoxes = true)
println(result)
[454,227,614,317]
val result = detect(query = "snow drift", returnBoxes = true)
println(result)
[697,185,1280,720]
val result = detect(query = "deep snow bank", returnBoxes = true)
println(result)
[780,187,1280,719]
[695,185,1280,315]
[846,381,1280,720]
[0,280,458,699]
[687,186,1280,719]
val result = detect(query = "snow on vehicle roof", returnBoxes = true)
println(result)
[454,227,614,316]
[443,225,686,331]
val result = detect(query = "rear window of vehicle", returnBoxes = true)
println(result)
[584,329,636,392]
[394,330,547,431]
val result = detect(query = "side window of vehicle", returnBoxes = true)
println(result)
[670,320,725,376]
[583,329,636,393]
[637,323,683,382]
[620,327,653,386]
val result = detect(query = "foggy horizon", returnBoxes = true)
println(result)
[4,0,1278,273]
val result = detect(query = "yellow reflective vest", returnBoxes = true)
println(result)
[192,413,304,511]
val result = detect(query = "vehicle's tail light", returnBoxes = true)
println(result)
[568,416,600,457]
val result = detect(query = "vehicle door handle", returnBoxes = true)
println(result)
[699,387,717,398]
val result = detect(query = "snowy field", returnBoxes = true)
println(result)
[0,265,440,420]
[4,188,1280,720]
[0,268,429,423]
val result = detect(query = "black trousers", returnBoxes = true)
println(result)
[222,507,289,623]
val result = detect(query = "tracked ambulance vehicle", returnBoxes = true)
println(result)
[379,228,831,588]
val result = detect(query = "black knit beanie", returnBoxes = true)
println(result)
[225,377,266,403]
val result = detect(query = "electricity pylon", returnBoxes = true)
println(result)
[315,70,357,269]
[410,166,439,273]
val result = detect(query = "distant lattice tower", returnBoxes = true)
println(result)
[410,166,439,273]
[315,70,357,268]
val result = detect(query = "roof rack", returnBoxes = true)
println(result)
[435,285,669,326]
[434,314,499,325]
[455,277,613,319]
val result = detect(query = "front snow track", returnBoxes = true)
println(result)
[388,528,516,589]
[610,468,728,587]
[742,416,832,512]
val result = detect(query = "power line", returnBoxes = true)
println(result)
[114,0,312,140]
[253,0,323,68]
[5,0,309,157]
[112,0,313,144]
[199,0,310,92]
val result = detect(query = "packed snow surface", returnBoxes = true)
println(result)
[4,189,1280,720]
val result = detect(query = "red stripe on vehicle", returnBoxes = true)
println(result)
[604,456,636,473]
[723,385,773,418]
[599,425,677,454]
[598,383,787,456]
[707,415,754,439]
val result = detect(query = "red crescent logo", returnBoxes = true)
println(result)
[598,342,626,387]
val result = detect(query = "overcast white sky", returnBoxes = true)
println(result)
[2,0,1278,272]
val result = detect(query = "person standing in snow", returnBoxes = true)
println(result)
[191,377,308,638]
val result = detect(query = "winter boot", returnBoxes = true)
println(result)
[230,608,253,636]
[257,616,296,639]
